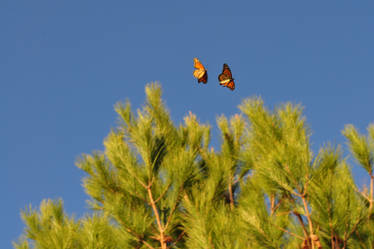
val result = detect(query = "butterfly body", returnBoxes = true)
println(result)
[193,58,208,83]
[218,64,235,91]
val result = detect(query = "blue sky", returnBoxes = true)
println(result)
[2,1,374,247]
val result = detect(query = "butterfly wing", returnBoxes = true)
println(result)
[194,58,205,70]
[193,69,204,78]
[198,70,208,83]
[193,58,208,84]
[193,69,208,83]
[222,64,232,78]
[226,80,235,91]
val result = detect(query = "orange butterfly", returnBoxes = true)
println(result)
[218,64,235,91]
[193,58,208,83]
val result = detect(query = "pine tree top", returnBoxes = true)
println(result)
[14,83,374,249]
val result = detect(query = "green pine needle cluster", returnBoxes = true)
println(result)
[14,83,374,249]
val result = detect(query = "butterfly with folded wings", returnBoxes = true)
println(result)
[193,58,208,84]
[218,64,235,91]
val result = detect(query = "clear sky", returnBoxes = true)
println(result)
[2,1,374,248]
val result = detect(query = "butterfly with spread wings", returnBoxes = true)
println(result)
[193,58,208,84]
[218,64,235,91]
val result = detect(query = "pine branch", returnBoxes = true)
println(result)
[283,163,304,197]
[128,168,148,189]
[163,209,176,233]
[270,194,275,215]
[293,211,309,239]
[164,193,182,231]
[343,215,367,247]
[353,185,370,202]
[117,218,156,249]
[147,186,167,249]
[274,224,304,240]
[228,176,235,210]
[154,182,172,204]
[173,230,186,244]
[301,194,316,249]
[270,195,285,215]
[370,173,374,212]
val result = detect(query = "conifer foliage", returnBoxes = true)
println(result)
[14,83,374,248]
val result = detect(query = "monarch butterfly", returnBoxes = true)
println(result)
[218,64,235,91]
[193,58,208,83]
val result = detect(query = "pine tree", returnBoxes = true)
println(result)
[14,83,374,249]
